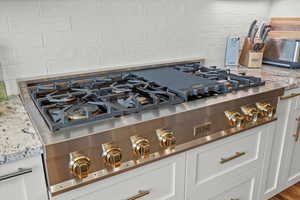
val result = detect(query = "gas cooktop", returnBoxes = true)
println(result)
[28,62,265,132]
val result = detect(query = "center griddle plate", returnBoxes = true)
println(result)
[132,67,221,100]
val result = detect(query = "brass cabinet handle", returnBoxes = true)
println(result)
[280,93,300,100]
[293,117,300,142]
[0,168,32,182]
[127,190,150,200]
[220,152,246,164]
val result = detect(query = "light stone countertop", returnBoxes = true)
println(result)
[237,65,300,91]
[0,96,43,165]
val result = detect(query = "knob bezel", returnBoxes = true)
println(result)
[69,152,91,179]
[156,129,176,148]
[102,143,122,168]
[241,106,259,122]
[130,135,151,158]
[224,111,245,128]
[256,102,275,118]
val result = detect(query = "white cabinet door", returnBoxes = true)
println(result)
[0,156,48,200]
[185,123,274,200]
[280,95,300,190]
[52,153,186,200]
[259,92,293,200]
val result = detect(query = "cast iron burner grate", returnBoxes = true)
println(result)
[28,62,265,132]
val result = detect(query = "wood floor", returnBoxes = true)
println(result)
[270,182,300,200]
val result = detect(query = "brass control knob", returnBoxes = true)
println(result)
[224,111,245,128]
[69,152,91,179]
[130,135,151,158]
[156,129,176,148]
[256,102,275,118]
[102,143,122,168]
[241,106,259,122]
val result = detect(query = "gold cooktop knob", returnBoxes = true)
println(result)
[224,111,245,128]
[69,152,91,179]
[156,129,176,148]
[241,106,259,122]
[102,143,122,168]
[256,102,275,118]
[130,135,151,158]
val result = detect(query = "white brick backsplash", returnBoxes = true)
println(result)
[0,0,286,95]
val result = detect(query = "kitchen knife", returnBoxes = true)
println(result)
[261,25,271,39]
[248,19,258,38]
[262,27,271,43]
[259,23,266,39]
[250,25,259,44]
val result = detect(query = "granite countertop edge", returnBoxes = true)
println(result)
[0,96,43,166]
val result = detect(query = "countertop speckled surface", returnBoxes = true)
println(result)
[238,65,300,90]
[0,96,43,165]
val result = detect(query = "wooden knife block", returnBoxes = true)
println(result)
[239,38,264,68]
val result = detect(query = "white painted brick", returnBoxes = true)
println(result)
[0,0,39,18]
[70,15,103,32]
[43,31,100,62]
[0,17,8,33]
[43,31,100,48]
[39,0,74,18]
[46,56,100,75]
[40,0,99,17]
[14,47,45,65]
[99,0,143,17]
[0,32,43,49]
[142,0,184,17]
[2,61,47,80]
[8,16,71,33]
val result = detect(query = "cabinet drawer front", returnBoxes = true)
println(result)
[193,130,261,184]
[53,154,185,200]
[209,177,254,200]
[82,163,176,200]
[0,156,48,200]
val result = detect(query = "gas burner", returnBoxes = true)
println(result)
[66,104,101,121]
[136,96,150,105]
[117,95,137,108]
[29,62,265,131]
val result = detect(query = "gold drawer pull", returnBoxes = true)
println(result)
[127,190,150,200]
[280,93,300,100]
[293,117,300,142]
[220,152,246,164]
